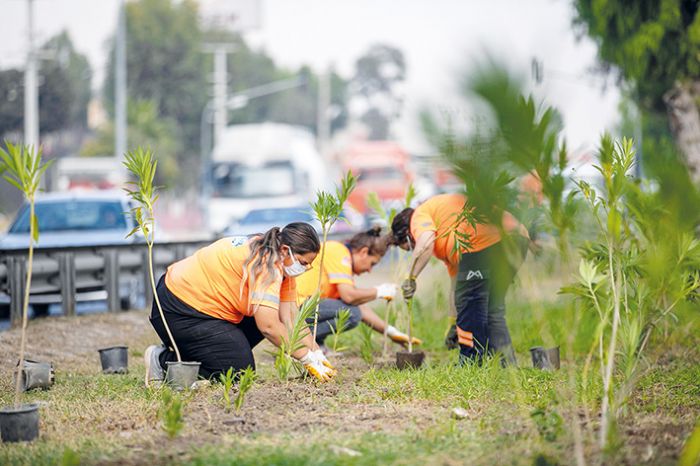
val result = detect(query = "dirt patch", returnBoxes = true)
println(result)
[183,354,442,441]
[0,311,156,373]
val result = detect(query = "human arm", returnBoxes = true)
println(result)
[278,301,319,352]
[359,304,421,346]
[401,230,436,299]
[335,283,380,306]
[410,230,436,279]
[254,304,311,359]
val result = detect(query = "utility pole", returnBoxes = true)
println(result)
[203,44,235,150]
[24,0,38,150]
[115,0,127,160]
[317,65,331,156]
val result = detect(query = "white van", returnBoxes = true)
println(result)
[203,123,329,233]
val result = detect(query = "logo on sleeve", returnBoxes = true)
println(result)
[230,236,246,247]
[341,256,351,266]
[466,270,483,280]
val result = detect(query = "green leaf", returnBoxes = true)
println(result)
[31,213,39,243]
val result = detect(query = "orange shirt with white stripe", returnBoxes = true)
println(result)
[410,193,526,277]
[165,237,297,324]
[296,241,354,304]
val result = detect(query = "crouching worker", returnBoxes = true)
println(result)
[296,227,421,352]
[144,222,337,386]
[391,194,529,366]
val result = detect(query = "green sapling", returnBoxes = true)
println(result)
[0,141,52,407]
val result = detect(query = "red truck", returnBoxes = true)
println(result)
[340,141,414,215]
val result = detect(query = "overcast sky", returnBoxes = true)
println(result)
[0,0,620,157]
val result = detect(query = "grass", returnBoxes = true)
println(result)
[0,253,697,465]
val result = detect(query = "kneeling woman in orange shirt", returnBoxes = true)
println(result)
[296,227,421,350]
[144,222,336,385]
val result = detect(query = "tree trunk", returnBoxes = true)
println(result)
[664,81,700,183]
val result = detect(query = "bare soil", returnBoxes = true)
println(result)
[0,310,696,466]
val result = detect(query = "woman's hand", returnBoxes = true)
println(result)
[374,283,397,301]
[299,350,336,382]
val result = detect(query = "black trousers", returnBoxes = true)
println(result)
[305,298,362,344]
[149,275,264,380]
[454,237,527,364]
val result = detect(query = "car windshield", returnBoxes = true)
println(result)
[212,161,296,198]
[357,167,405,181]
[241,208,313,225]
[9,200,128,233]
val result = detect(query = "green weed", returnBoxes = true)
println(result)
[219,367,235,412]
[160,387,184,439]
[234,367,256,414]
[359,323,375,364]
[328,307,351,353]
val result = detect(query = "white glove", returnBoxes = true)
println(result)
[299,350,335,382]
[374,283,397,301]
[386,325,423,346]
[309,348,335,375]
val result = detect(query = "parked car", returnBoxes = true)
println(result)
[0,191,142,318]
[220,205,365,238]
[221,206,321,237]
[0,190,139,249]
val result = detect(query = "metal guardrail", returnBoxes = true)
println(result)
[0,240,211,326]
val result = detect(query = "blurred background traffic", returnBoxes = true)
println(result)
[0,0,624,245]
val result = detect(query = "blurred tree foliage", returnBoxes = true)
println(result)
[573,0,700,182]
[0,31,91,138]
[103,0,207,186]
[350,44,406,140]
[102,0,349,187]
[81,99,180,185]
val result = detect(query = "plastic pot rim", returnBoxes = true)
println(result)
[0,403,39,415]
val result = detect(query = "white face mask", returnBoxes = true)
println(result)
[283,247,308,277]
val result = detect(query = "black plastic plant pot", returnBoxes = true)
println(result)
[98,346,129,374]
[165,361,201,390]
[396,350,425,370]
[530,346,561,371]
[0,403,39,443]
[16,359,55,391]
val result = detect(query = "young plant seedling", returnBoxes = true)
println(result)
[160,387,185,439]
[234,367,256,414]
[220,367,235,413]
[122,147,182,362]
[270,293,319,381]
[368,183,417,357]
[328,308,351,353]
[359,323,375,364]
[309,171,356,343]
[0,141,52,407]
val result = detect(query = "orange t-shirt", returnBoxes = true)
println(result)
[165,237,297,324]
[410,193,525,277]
[295,241,354,303]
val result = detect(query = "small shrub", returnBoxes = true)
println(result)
[160,387,185,439]
[359,324,374,364]
[234,367,256,414]
[219,367,235,412]
[328,308,351,353]
[530,405,563,442]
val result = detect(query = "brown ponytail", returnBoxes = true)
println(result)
[346,226,393,257]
